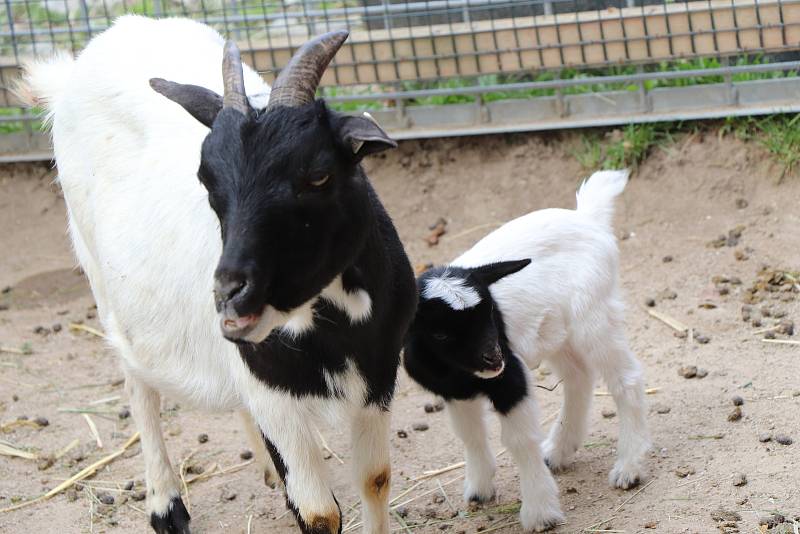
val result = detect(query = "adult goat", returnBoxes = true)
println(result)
[23,15,417,534]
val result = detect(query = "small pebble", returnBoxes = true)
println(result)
[99,494,115,505]
[601,409,616,419]
[52,323,62,333]
[197,433,209,444]
[778,319,794,336]
[33,325,49,335]
[659,289,678,300]
[675,466,695,478]
[222,490,237,501]
[655,404,671,414]
[732,473,747,487]
[694,334,711,345]
[132,491,146,502]
[758,433,772,443]
[735,198,748,209]
[396,506,409,518]
[695,368,708,378]
[123,480,135,491]
[775,434,793,445]
[239,450,253,460]
[412,422,429,432]
[433,494,445,504]
[662,255,673,263]
[118,407,131,420]
[396,430,408,439]
[731,395,744,406]
[12,394,19,402]
[678,365,697,379]
[727,406,742,422]
[751,318,763,327]
[644,297,656,307]
[34,416,49,427]
[186,465,204,475]
[765,331,776,340]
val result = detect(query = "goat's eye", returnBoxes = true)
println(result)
[309,175,330,187]
[432,332,448,341]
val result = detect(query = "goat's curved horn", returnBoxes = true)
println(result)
[222,40,249,115]
[267,30,349,110]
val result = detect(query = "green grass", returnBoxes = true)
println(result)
[722,114,800,180]
[571,122,681,172]
[570,114,800,179]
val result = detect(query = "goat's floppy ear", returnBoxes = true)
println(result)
[336,112,397,160]
[149,78,222,128]
[469,259,532,286]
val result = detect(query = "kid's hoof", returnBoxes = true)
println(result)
[609,463,643,490]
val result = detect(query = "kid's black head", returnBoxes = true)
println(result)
[405,259,531,379]
[150,33,396,342]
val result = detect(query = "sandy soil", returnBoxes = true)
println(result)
[1,131,799,534]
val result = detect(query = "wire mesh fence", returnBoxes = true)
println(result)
[1,0,800,160]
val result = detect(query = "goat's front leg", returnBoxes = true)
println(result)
[447,398,496,503]
[350,406,391,534]
[498,392,564,533]
[126,372,190,534]
[248,393,340,534]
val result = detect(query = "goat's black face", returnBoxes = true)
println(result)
[150,32,396,342]
[405,260,531,379]
[196,103,393,341]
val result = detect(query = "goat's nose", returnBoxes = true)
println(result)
[214,272,248,306]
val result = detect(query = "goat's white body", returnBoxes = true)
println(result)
[30,15,273,411]
[448,170,649,524]
[453,170,627,373]
[26,16,392,533]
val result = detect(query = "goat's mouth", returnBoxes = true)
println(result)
[473,345,505,379]
[220,311,262,340]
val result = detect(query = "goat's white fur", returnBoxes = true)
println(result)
[24,15,386,532]
[422,273,482,310]
[448,169,649,522]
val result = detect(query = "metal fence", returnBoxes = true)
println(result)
[2,0,800,161]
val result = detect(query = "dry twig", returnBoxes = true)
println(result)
[82,414,103,449]
[68,323,106,339]
[646,309,688,332]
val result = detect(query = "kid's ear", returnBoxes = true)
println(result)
[469,259,531,286]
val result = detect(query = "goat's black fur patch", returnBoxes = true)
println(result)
[404,261,531,414]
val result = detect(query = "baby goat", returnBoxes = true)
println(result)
[24,15,416,534]
[404,170,649,532]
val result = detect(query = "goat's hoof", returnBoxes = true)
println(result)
[520,503,564,533]
[609,463,643,490]
[542,439,574,473]
[465,487,496,505]
[150,496,191,534]
[543,455,569,473]
[264,470,280,490]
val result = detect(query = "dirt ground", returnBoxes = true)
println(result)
[1,131,799,534]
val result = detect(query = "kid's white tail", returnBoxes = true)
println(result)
[575,169,629,227]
